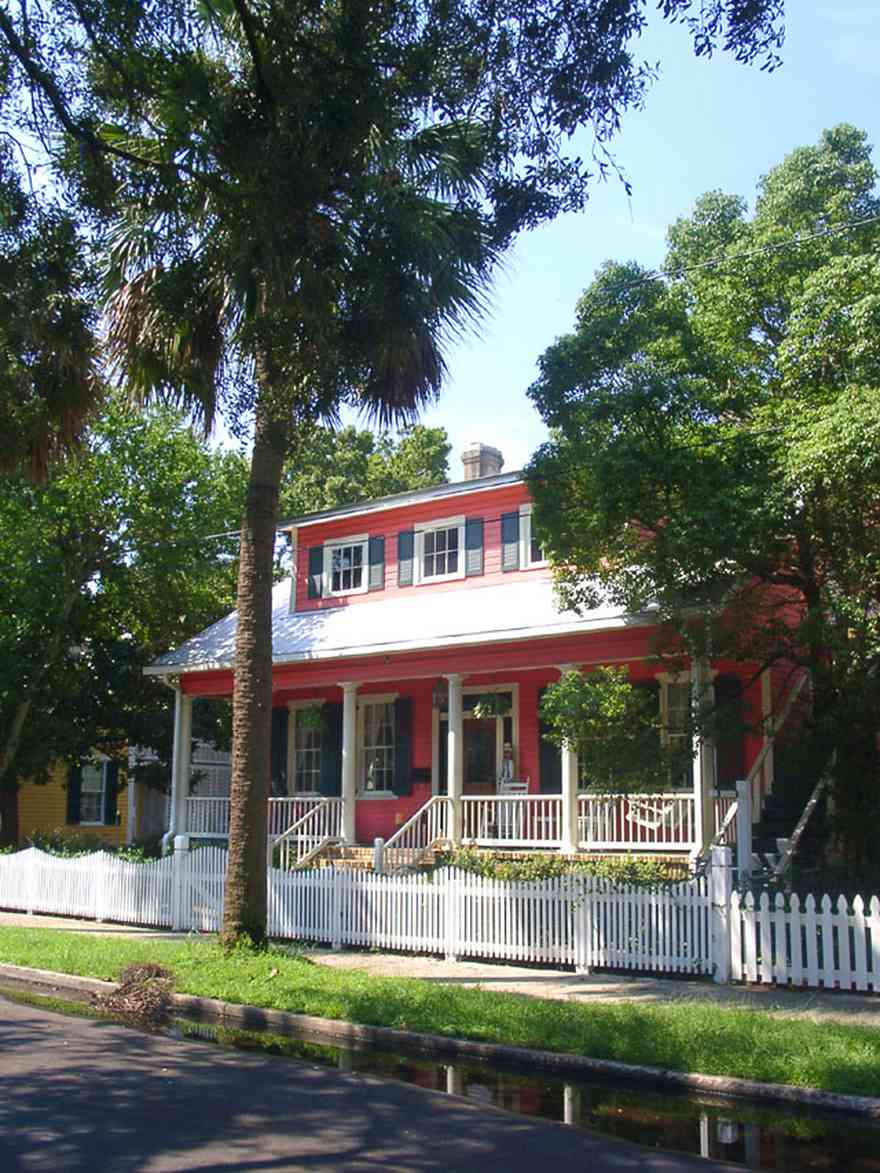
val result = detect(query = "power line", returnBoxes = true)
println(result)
[599,211,880,297]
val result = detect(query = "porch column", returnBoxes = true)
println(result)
[341,681,358,844]
[557,663,579,855]
[446,673,464,846]
[164,687,193,853]
[560,746,579,855]
[691,656,717,853]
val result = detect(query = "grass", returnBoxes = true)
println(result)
[1,925,879,1098]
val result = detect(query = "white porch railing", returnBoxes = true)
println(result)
[577,792,697,851]
[383,796,453,870]
[462,796,562,848]
[184,796,324,839]
[273,798,344,870]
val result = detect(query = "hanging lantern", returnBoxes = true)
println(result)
[432,678,449,711]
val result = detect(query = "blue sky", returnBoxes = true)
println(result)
[379,3,880,477]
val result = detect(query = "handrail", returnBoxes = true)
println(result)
[699,670,809,865]
[775,753,834,877]
[383,795,452,870]
[272,798,343,870]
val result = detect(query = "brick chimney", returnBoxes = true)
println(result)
[461,442,504,481]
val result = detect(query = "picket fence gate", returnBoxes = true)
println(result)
[2,845,879,992]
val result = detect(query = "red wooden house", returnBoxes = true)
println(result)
[149,443,776,867]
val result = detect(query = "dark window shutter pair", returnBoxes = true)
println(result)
[67,762,118,826]
[537,687,562,794]
[270,707,289,797]
[501,512,520,571]
[319,703,344,796]
[393,696,414,795]
[308,539,386,597]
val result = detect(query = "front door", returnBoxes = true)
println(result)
[437,693,514,795]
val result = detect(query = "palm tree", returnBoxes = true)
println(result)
[105,117,497,946]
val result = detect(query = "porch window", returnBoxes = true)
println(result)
[361,701,396,791]
[663,681,691,749]
[415,516,466,583]
[79,763,106,825]
[322,534,369,597]
[292,712,322,794]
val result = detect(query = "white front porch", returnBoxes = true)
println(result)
[180,789,737,854]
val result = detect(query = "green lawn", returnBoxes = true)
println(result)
[1,925,878,1098]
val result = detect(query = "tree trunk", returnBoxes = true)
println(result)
[221,399,287,949]
[0,783,18,847]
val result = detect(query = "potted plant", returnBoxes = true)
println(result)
[471,692,511,719]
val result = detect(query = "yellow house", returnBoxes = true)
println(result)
[17,757,131,847]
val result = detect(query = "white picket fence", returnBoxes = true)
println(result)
[731,890,880,992]
[1,846,878,992]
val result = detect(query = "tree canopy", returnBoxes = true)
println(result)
[0,0,785,939]
[528,125,880,869]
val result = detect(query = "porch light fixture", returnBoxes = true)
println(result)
[432,678,449,711]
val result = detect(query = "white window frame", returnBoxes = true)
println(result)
[357,693,398,796]
[414,515,466,584]
[519,504,548,569]
[322,532,369,598]
[79,759,108,826]
[286,700,325,796]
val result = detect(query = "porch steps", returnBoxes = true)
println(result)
[310,844,443,872]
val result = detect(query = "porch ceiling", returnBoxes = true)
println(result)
[148,576,651,676]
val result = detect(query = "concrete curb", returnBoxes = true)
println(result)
[2,961,879,1120]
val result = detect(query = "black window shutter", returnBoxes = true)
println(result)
[392,696,413,795]
[714,674,744,788]
[397,530,414,586]
[307,546,324,598]
[319,702,343,796]
[537,687,562,793]
[464,518,484,577]
[501,511,520,571]
[368,536,385,591]
[270,707,289,797]
[103,761,119,826]
[66,764,82,825]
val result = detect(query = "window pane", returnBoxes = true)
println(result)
[447,548,458,573]
[80,764,104,823]
[294,714,322,793]
[362,702,395,791]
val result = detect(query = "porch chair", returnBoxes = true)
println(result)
[496,777,529,841]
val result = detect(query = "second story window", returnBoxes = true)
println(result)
[415,516,466,583]
[323,534,369,597]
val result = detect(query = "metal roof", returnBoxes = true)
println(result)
[147,575,644,675]
[279,469,524,531]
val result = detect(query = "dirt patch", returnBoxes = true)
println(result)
[92,963,173,1027]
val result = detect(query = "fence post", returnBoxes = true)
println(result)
[172,834,190,932]
[331,868,344,949]
[574,875,592,974]
[94,852,107,923]
[373,837,385,874]
[735,778,752,881]
[444,869,459,962]
[709,844,733,984]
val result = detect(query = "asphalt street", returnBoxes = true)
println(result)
[0,997,740,1172]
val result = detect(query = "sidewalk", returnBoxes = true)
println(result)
[2,909,879,1028]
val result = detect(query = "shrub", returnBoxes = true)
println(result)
[434,848,681,885]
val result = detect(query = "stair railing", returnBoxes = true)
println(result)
[382,795,453,871]
[774,752,834,877]
[700,670,809,872]
[271,798,343,870]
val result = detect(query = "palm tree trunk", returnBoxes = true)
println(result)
[221,395,287,949]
